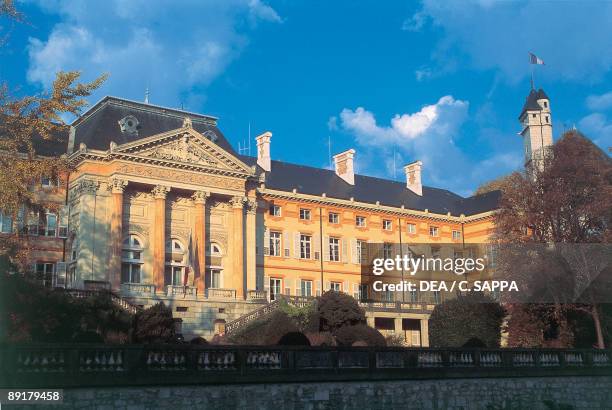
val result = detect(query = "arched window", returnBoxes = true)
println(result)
[210,242,222,256]
[165,239,186,286]
[122,235,143,283]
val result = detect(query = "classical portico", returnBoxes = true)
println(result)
[67,125,259,306]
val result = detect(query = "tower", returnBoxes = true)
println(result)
[518,88,553,171]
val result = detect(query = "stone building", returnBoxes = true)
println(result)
[2,88,553,342]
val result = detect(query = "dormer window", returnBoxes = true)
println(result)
[118,115,139,136]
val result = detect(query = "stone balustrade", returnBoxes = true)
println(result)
[2,344,610,389]
[166,285,198,297]
[205,288,237,299]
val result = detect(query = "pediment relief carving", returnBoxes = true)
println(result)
[114,131,252,175]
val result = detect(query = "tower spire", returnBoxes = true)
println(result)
[144,88,150,104]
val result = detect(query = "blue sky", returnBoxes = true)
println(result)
[1,0,611,196]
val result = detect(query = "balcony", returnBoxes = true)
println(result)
[166,285,197,297]
[247,290,268,302]
[205,288,236,299]
[121,283,156,295]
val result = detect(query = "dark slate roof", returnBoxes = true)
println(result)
[240,156,500,216]
[71,96,237,156]
[32,126,69,156]
[519,88,549,118]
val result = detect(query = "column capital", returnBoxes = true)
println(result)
[230,196,247,209]
[192,190,210,204]
[75,179,100,196]
[152,185,170,199]
[246,198,258,214]
[108,178,128,194]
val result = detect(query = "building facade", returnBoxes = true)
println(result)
[3,89,553,342]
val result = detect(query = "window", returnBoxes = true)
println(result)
[409,289,418,303]
[122,235,143,284]
[270,278,282,301]
[300,234,311,259]
[299,208,311,220]
[452,230,461,240]
[328,212,339,224]
[383,243,393,259]
[269,231,282,256]
[269,204,281,217]
[433,290,441,304]
[355,216,366,227]
[41,212,57,237]
[35,263,55,288]
[356,239,367,264]
[0,212,12,233]
[300,279,313,297]
[210,243,222,256]
[329,237,340,262]
[165,239,186,286]
[431,246,440,259]
[543,101,548,108]
[407,223,416,234]
[383,219,392,231]
[41,176,59,188]
[532,113,537,118]
[330,281,341,292]
[429,226,439,237]
[545,116,549,123]
[357,284,368,301]
[210,269,221,288]
[486,244,498,268]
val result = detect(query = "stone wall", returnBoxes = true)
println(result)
[48,376,612,410]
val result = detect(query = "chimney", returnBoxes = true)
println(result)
[404,160,423,196]
[333,149,356,185]
[255,131,272,172]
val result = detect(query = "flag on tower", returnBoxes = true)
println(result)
[528,52,545,65]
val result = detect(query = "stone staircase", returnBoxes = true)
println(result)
[225,295,314,336]
[63,288,142,315]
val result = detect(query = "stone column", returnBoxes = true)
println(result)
[420,318,430,347]
[394,317,403,336]
[230,196,246,299]
[108,178,128,292]
[152,185,170,293]
[192,191,209,295]
[245,198,258,295]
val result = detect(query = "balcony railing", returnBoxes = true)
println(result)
[121,283,156,295]
[247,290,267,301]
[1,345,609,389]
[166,285,197,297]
[205,288,236,299]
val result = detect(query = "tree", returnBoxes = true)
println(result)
[429,292,506,348]
[493,131,612,348]
[0,1,106,271]
[474,174,512,196]
[318,291,366,332]
[133,302,177,344]
[334,324,386,347]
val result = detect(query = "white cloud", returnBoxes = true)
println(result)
[26,0,282,107]
[407,0,612,83]
[337,96,481,192]
[586,91,612,112]
[578,113,612,149]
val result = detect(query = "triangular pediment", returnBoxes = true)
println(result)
[112,128,254,176]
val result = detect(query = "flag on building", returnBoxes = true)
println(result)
[529,52,545,65]
[185,230,195,287]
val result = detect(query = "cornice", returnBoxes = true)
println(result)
[258,188,497,223]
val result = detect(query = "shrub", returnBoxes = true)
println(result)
[318,291,365,332]
[279,299,319,333]
[429,292,505,348]
[72,330,104,343]
[334,324,386,347]
[385,334,406,347]
[190,336,208,345]
[133,302,176,344]
[277,332,311,346]
[306,331,336,346]
[228,310,299,345]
